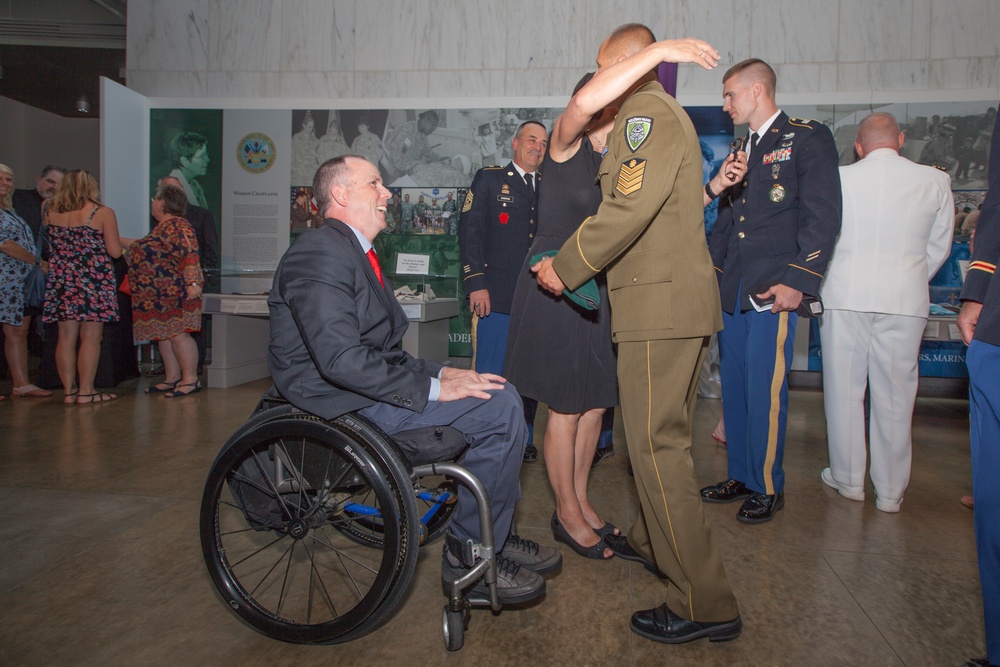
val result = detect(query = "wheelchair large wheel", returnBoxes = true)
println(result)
[200,412,419,644]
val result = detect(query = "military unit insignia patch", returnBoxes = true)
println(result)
[769,183,786,202]
[462,190,474,212]
[617,158,646,195]
[625,116,653,152]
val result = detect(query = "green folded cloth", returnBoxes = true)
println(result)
[530,250,600,311]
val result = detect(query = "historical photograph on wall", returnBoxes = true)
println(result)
[149,108,224,237]
[290,109,391,187]
[803,100,996,188]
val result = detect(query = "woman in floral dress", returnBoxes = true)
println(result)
[128,183,203,398]
[0,164,50,400]
[43,170,126,404]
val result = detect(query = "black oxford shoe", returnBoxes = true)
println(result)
[737,491,784,524]
[630,603,742,644]
[700,478,751,503]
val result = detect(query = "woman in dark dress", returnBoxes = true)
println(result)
[506,38,727,559]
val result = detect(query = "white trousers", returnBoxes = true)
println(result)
[819,310,926,501]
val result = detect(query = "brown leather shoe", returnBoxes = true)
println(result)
[700,478,751,504]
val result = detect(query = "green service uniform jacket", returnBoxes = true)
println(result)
[552,80,722,342]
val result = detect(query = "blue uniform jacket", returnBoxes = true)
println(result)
[710,112,842,313]
[961,106,1000,346]
[458,161,538,314]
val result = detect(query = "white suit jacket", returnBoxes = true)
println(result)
[820,148,954,316]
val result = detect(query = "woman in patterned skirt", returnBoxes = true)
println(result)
[128,183,203,398]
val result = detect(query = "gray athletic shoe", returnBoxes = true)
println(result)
[501,533,562,574]
[441,546,545,605]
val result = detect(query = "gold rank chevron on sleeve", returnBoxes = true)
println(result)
[616,159,647,196]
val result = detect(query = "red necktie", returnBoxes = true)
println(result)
[366,248,384,287]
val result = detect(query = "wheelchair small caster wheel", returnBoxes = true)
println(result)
[442,604,470,651]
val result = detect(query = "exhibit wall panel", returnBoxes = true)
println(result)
[101,77,149,239]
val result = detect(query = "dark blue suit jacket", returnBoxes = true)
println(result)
[267,219,443,421]
[458,161,538,313]
[961,106,1000,346]
[710,112,842,313]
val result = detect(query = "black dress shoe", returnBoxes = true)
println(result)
[604,534,665,578]
[737,491,784,524]
[523,443,538,462]
[630,603,742,644]
[700,478,751,504]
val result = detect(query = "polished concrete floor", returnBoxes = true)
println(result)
[0,369,985,666]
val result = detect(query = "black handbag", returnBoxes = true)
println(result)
[23,225,46,309]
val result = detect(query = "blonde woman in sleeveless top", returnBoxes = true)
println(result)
[43,170,130,404]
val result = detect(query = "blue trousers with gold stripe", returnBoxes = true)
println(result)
[473,312,538,444]
[718,304,798,496]
[967,339,1000,663]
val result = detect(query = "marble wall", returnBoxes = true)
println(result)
[126,0,1000,105]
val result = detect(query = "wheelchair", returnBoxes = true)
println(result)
[199,394,503,651]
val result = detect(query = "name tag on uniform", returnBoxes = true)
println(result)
[496,195,514,203]
[763,148,792,164]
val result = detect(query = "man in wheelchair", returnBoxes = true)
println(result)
[266,155,562,604]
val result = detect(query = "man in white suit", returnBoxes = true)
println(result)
[819,112,954,513]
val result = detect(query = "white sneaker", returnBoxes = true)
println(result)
[820,468,865,501]
[875,496,902,513]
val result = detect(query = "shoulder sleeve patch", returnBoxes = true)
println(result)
[625,116,653,152]
[616,158,646,196]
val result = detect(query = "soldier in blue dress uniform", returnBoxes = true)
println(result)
[701,58,842,523]
[459,120,547,460]
[957,104,1000,667]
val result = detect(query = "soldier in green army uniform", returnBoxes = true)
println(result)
[400,193,415,232]
[534,23,742,645]
[442,191,459,234]
[350,116,385,167]
[414,195,428,227]
[382,110,442,182]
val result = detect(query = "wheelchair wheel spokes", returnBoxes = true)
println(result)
[201,416,418,644]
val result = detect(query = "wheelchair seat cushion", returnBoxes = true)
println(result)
[391,425,468,466]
